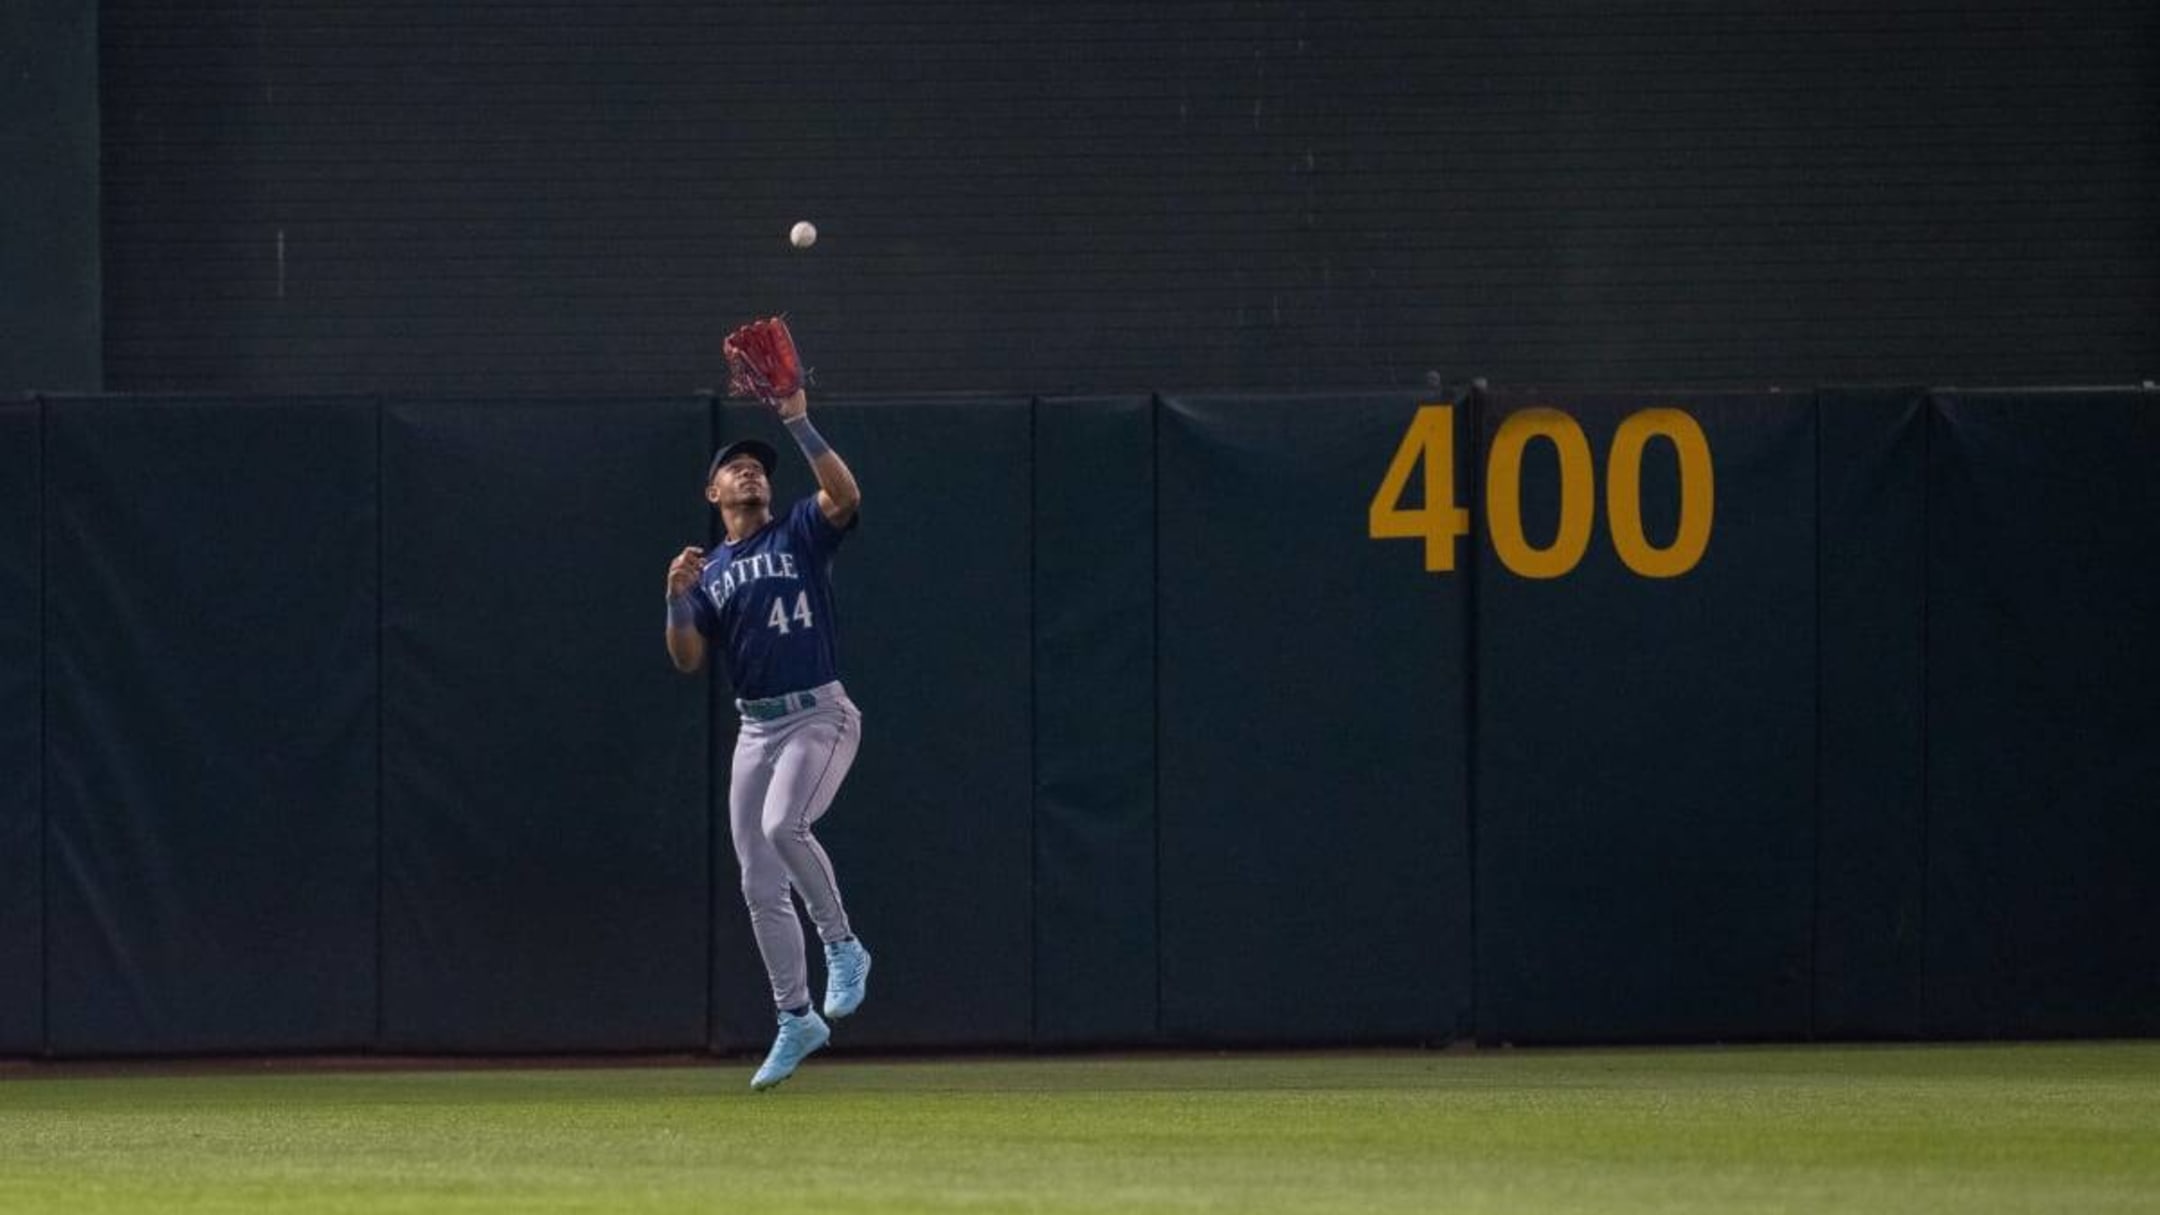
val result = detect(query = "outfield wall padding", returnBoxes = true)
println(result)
[1813,388,1928,1039]
[42,397,379,1054]
[1157,393,1474,1044]
[1922,390,2160,1038]
[1030,396,1159,1046]
[0,400,42,1051]
[378,397,712,1051]
[704,398,1038,1051]
[6,387,2157,1055]
[1473,392,1818,1044]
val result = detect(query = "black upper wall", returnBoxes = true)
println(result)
[102,0,2158,396]
[2,0,99,392]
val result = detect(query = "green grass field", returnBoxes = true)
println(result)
[3,1044,2157,1213]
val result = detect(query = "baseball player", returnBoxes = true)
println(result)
[665,385,870,1091]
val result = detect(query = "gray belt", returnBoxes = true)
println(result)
[737,688,820,721]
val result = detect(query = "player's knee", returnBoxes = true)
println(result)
[761,817,807,849]
[739,870,788,911]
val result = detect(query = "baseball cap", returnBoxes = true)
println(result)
[707,438,778,482]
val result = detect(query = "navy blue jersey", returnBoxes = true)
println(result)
[689,496,855,699]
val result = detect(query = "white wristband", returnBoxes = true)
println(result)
[784,413,832,460]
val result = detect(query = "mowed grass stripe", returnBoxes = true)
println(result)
[1,1044,2156,1214]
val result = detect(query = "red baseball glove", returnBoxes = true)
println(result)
[722,316,806,406]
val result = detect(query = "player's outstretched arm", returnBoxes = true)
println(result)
[665,545,707,673]
[776,390,860,528]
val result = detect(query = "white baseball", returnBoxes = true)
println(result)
[789,221,818,249]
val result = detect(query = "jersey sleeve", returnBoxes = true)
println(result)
[687,578,720,636]
[787,494,856,559]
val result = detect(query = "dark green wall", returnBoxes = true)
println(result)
[3,388,2155,1055]
[1158,394,1473,1043]
[0,402,41,1050]
[1474,392,1817,1043]
[378,398,711,1051]
[1923,391,2160,1036]
[43,398,376,1053]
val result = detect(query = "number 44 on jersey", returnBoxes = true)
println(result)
[1369,404,1715,579]
[768,591,815,634]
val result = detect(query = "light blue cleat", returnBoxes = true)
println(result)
[822,939,872,1020]
[750,1009,830,1091]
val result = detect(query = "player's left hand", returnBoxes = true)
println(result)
[775,389,808,420]
[722,316,806,408]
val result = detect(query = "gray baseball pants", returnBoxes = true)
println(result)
[730,681,861,1012]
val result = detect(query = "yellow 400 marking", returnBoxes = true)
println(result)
[1369,405,1715,578]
